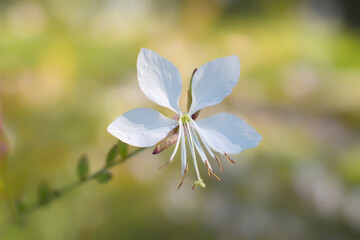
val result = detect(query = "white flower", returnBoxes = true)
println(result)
[108,48,262,189]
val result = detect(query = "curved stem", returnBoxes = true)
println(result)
[0,147,145,234]
[26,147,145,214]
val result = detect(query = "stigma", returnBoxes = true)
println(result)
[180,114,191,124]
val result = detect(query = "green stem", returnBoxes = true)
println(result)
[0,147,145,233]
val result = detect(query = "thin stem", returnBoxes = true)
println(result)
[0,147,145,234]
[26,147,145,215]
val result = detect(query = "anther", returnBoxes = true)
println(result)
[224,153,235,165]
[210,171,221,182]
[177,164,189,189]
[215,155,223,172]
[205,160,211,176]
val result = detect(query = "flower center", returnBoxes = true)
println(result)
[180,114,191,124]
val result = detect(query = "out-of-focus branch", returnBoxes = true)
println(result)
[0,141,145,236]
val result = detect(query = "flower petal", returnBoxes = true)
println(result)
[137,48,182,114]
[107,108,178,147]
[188,56,240,115]
[193,113,262,154]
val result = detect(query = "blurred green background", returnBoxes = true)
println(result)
[1,0,360,239]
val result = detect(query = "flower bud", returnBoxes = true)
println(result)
[152,126,179,154]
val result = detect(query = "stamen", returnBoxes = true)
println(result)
[190,118,223,172]
[205,160,211,177]
[185,122,201,181]
[210,171,221,182]
[214,155,223,172]
[177,164,188,189]
[225,153,235,165]
[158,159,173,169]
[180,123,187,176]
[189,122,213,172]
[159,120,183,169]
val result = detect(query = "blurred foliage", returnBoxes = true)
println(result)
[0,0,360,239]
[77,155,89,181]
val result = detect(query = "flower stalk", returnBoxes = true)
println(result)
[0,144,145,235]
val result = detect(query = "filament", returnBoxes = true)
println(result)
[189,122,213,171]
[180,123,187,175]
[190,118,223,171]
[159,120,182,169]
[185,122,201,181]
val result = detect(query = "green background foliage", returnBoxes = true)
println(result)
[0,0,359,239]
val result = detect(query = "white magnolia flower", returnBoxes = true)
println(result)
[108,48,262,189]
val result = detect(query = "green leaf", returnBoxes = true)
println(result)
[96,170,112,184]
[37,182,53,205]
[106,144,118,167]
[77,154,89,181]
[118,140,128,159]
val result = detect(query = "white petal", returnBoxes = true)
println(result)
[193,113,262,154]
[107,108,178,147]
[137,48,182,114]
[188,56,240,115]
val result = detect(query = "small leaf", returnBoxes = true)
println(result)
[37,182,53,205]
[77,154,89,181]
[118,141,128,159]
[106,144,118,167]
[96,170,112,184]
